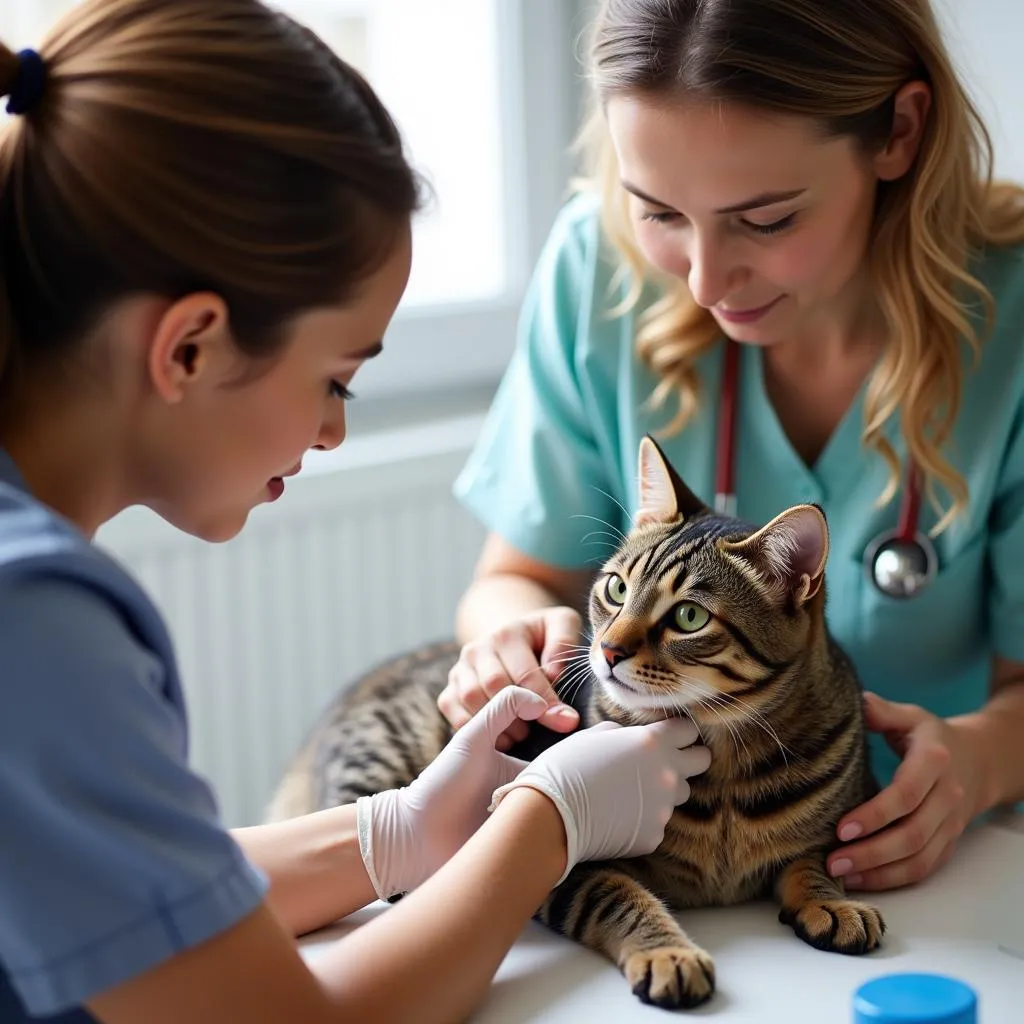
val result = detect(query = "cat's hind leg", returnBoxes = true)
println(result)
[775,855,885,955]
[538,864,715,1010]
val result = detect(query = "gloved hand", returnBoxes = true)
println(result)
[357,685,550,900]
[491,716,711,884]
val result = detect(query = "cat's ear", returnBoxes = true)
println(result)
[636,435,708,526]
[722,504,829,605]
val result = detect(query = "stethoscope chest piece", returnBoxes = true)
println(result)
[863,528,938,599]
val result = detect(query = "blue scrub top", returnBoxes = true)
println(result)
[455,192,1024,786]
[0,451,267,1021]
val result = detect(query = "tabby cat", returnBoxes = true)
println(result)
[267,436,884,1010]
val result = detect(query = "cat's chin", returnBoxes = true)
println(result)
[598,677,696,714]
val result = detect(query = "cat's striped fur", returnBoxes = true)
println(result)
[267,436,884,1010]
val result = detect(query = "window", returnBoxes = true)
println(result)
[3,0,587,402]
[275,0,508,310]
[935,0,1024,182]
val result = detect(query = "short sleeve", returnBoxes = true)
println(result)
[0,575,268,1017]
[453,196,621,569]
[988,390,1024,664]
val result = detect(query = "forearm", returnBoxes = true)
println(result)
[232,805,375,937]
[455,573,565,643]
[951,680,1024,813]
[314,788,567,1024]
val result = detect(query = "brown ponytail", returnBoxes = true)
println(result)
[0,0,421,398]
[0,44,23,387]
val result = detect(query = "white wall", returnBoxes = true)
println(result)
[934,0,1024,181]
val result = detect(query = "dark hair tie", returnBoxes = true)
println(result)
[6,49,46,116]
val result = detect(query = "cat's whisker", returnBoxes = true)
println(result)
[666,668,792,768]
[589,484,635,529]
[727,698,794,767]
[668,696,706,744]
[689,693,744,763]
[569,513,629,545]
[554,662,592,681]
[549,647,592,663]
[501,659,591,719]
[671,678,751,764]
[699,695,750,764]
[551,670,591,693]
[581,529,626,549]
[559,678,591,710]
[554,662,596,705]
[543,658,586,672]
[544,647,594,662]
[709,689,795,768]
[510,664,563,688]
[548,650,592,681]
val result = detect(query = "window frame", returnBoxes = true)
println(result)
[2,0,588,405]
[354,0,588,402]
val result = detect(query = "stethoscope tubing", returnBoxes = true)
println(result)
[713,340,936,597]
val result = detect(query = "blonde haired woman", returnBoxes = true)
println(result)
[446,0,1024,894]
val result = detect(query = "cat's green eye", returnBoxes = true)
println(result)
[605,574,628,606]
[673,601,710,633]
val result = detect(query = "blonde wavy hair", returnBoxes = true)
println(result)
[580,0,1024,532]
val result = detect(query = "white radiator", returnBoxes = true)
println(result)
[96,415,487,827]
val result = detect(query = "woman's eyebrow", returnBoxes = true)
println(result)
[715,189,806,214]
[621,180,806,214]
[349,340,384,360]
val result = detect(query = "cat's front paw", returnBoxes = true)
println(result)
[780,898,885,955]
[624,946,715,1010]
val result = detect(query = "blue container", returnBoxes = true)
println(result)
[853,973,978,1023]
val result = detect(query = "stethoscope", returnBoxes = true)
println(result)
[713,340,938,599]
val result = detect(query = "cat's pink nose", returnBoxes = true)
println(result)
[601,642,631,669]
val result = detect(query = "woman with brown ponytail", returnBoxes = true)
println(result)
[0,3,711,1022]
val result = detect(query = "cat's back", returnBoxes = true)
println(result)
[264,640,459,821]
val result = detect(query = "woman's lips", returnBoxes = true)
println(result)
[714,295,785,324]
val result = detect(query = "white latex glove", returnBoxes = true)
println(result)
[491,717,711,884]
[357,685,549,900]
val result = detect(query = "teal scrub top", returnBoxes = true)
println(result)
[454,192,1024,786]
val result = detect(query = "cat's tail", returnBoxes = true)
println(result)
[261,640,462,823]
[263,739,317,822]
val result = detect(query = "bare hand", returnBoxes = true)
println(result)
[826,692,983,891]
[438,607,584,751]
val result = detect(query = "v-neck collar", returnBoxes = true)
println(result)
[743,344,897,501]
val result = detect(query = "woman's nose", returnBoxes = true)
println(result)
[685,232,741,309]
[314,404,346,452]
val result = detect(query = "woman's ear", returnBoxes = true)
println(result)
[874,80,932,183]
[147,292,232,404]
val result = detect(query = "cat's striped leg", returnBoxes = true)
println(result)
[775,856,885,955]
[538,864,715,1010]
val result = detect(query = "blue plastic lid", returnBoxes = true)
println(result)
[853,973,978,1024]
